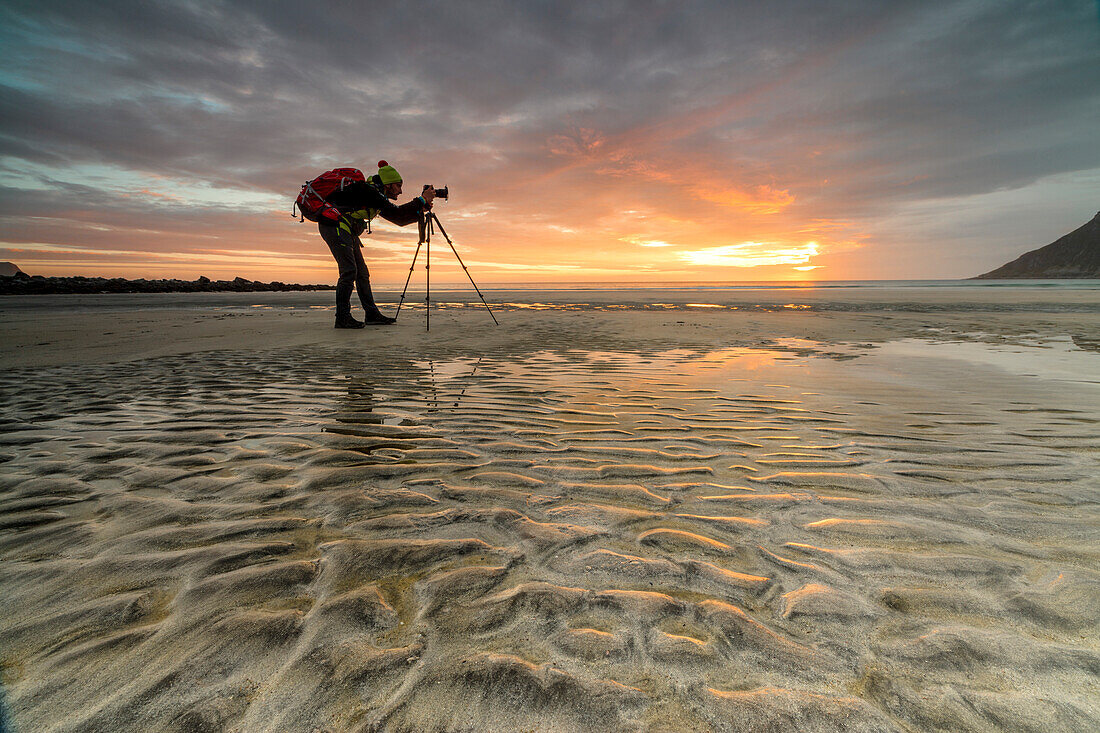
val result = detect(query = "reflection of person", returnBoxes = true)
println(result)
[320,161,436,328]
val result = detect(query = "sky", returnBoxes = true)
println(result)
[1,0,1098,285]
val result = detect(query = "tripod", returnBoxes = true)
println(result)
[395,211,498,331]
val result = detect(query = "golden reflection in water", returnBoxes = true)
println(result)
[694,348,792,371]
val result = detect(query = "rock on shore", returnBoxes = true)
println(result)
[0,271,334,295]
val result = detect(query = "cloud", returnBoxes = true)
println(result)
[0,1,1097,280]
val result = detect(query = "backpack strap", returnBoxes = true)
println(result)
[344,207,379,235]
[292,180,311,221]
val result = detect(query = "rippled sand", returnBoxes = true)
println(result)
[2,293,1099,731]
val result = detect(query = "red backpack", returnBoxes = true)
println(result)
[293,167,366,223]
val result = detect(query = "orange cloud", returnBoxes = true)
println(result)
[689,183,794,214]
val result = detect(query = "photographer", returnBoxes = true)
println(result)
[319,161,436,328]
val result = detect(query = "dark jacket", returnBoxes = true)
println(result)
[325,179,426,235]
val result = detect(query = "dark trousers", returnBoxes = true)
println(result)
[319,223,384,319]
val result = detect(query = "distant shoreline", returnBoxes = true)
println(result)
[0,274,335,295]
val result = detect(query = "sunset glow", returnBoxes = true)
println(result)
[680,242,820,269]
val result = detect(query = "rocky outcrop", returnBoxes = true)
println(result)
[974,211,1100,279]
[0,271,335,295]
[0,262,25,277]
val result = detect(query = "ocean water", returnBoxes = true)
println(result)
[463,279,1100,290]
[3,279,1098,314]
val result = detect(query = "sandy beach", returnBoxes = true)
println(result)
[2,284,1099,732]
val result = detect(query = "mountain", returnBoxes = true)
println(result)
[974,211,1100,279]
[0,261,25,277]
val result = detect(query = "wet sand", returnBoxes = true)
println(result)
[1,287,1099,731]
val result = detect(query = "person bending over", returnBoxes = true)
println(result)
[320,161,435,328]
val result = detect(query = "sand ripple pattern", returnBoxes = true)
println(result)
[1,346,1098,732]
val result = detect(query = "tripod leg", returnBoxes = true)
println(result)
[425,216,431,332]
[395,240,423,319]
[430,213,499,326]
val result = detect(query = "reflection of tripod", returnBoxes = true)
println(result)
[396,212,498,331]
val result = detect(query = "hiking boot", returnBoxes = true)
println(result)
[364,314,397,325]
[334,315,366,329]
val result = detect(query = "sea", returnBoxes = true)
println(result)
[2,279,1098,314]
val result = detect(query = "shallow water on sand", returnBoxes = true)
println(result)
[1,340,1098,731]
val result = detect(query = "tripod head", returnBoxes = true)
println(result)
[418,211,428,244]
[417,209,442,245]
[418,184,447,243]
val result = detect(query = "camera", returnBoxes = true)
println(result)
[423,184,449,200]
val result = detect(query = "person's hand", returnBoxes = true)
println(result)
[421,187,436,207]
